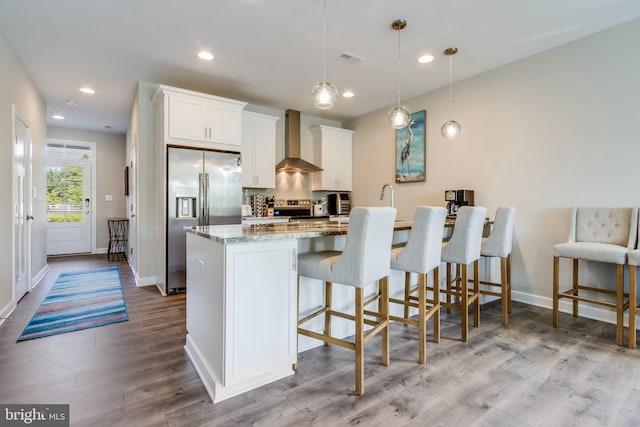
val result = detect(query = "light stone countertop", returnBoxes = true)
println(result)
[186,219,416,244]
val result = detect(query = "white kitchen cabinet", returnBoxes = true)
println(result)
[241,111,278,188]
[154,85,247,149]
[311,125,353,191]
[185,233,297,403]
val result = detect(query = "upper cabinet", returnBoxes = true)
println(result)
[154,85,247,150]
[242,111,278,189]
[311,125,353,191]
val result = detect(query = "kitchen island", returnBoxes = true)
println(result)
[184,220,415,403]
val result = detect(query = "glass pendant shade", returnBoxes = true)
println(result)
[441,119,462,139]
[312,80,338,110]
[388,105,411,129]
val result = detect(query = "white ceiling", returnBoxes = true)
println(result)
[1,0,639,134]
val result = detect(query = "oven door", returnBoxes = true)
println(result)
[273,207,311,217]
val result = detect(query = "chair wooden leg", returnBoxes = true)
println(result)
[473,260,480,328]
[418,273,426,364]
[403,272,411,321]
[294,275,301,370]
[446,262,452,313]
[630,265,637,349]
[507,254,512,314]
[572,259,579,317]
[553,256,559,328]
[616,264,624,346]
[501,257,509,325]
[461,263,469,342]
[355,287,364,395]
[380,277,390,366]
[433,267,440,343]
[324,281,332,346]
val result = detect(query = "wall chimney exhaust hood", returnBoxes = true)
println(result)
[275,109,323,172]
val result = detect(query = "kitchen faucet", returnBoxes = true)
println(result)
[380,183,394,208]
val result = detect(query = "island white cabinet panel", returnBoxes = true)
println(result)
[311,125,353,191]
[241,111,278,188]
[155,85,247,150]
[185,233,297,403]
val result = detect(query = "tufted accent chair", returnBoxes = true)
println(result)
[553,207,638,346]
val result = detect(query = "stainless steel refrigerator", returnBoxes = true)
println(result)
[166,146,242,293]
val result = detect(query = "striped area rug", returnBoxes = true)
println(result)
[17,266,128,342]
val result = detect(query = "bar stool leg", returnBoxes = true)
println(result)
[616,264,624,346]
[355,287,364,395]
[433,268,440,343]
[473,259,480,328]
[572,259,579,317]
[630,265,637,349]
[501,257,509,325]
[507,254,512,314]
[380,277,390,366]
[418,273,426,364]
[446,263,452,313]
[324,281,332,346]
[553,256,559,328]
[461,263,469,342]
[403,272,411,321]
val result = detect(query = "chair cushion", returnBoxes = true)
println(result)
[628,249,640,267]
[553,242,629,264]
[298,250,342,281]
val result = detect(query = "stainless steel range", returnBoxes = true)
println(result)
[273,199,312,218]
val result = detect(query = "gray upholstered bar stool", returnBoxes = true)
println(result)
[441,206,487,342]
[389,206,447,364]
[627,249,640,349]
[478,207,516,325]
[297,207,397,395]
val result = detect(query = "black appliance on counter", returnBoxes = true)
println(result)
[328,193,351,215]
[272,199,329,221]
[445,190,474,217]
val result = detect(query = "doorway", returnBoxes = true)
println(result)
[46,142,96,255]
[13,109,32,302]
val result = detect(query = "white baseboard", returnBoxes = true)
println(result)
[512,290,636,329]
[31,264,50,290]
[96,247,107,254]
[0,300,17,327]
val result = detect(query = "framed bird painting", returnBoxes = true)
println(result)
[395,110,426,183]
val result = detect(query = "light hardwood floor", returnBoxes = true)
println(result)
[1,255,639,426]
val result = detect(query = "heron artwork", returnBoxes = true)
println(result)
[399,119,417,178]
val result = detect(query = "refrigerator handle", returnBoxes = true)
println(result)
[198,173,205,226]
[204,173,210,226]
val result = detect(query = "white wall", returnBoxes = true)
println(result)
[0,31,47,316]
[346,19,640,313]
[47,127,127,251]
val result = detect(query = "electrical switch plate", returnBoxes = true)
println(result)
[105,195,113,201]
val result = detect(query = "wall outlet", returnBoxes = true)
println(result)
[105,195,113,201]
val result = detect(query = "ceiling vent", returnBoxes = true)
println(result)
[338,52,363,64]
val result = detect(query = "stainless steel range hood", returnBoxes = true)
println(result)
[275,109,323,172]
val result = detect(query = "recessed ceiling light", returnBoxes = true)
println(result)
[418,54,434,64]
[342,91,355,98]
[52,114,64,120]
[79,87,95,94]
[198,51,214,60]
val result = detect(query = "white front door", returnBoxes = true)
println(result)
[46,160,92,255]
[13,113,31,301]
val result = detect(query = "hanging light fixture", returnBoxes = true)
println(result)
[388,19,411,129]
[441,47,462,139]
[311,0,338,109]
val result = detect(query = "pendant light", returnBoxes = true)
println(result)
[388,19,411,129]
[311,0,338,109]
[441,47,462,139]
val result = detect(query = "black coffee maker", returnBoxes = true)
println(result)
[445,190,474,217]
